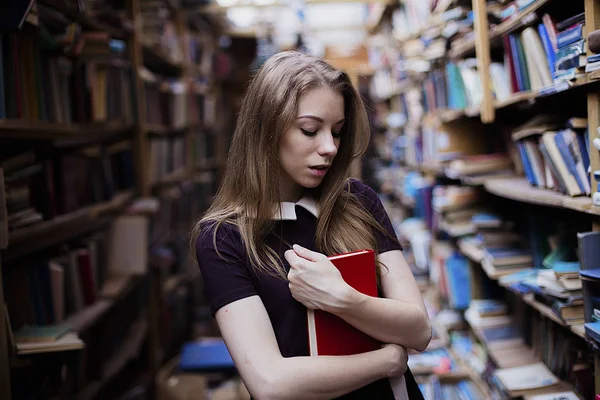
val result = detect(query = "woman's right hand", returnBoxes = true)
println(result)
[382,344,408,378]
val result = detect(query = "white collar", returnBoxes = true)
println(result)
[274,196,319,220]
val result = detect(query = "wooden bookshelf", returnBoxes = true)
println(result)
[139,34,184,76]
[488,0,553,41]
[0,0,232,398]
[484,177,600,216]
[76,317,148,400]
[0,120,134,140]
[368,0,600,397]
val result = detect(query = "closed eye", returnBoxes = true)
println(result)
[301,128,317,136]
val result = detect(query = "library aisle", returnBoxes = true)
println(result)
[2,0,600,399]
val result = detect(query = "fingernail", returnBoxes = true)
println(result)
[293,244,301,251]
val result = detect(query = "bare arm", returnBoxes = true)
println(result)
[287,246,431,351]
[332,250,432,351]
[216,295,407,400]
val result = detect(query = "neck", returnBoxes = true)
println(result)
[280,181,304,202]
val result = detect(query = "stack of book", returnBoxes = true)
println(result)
[11,324,83,356]
[433,185,482,238]
[444,153,514,179]
[512,116,590,196]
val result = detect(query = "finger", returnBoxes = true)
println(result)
[292,244,324,262]
[284,249,299,265]
[284,250,304,270]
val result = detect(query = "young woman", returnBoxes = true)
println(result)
[191,51,431,399]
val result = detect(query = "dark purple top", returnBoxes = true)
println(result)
[196,179,403,399]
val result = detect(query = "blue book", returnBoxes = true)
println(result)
[556,23,584,49]
[517,141,536,185]
[576,129,590,174]
[445,253,471,310]
[554,130,586,193]
[179,338,236,372]
[537,23,556,78]
[588,54,600,63]
[580,268,600,280]
[585,321,600,344]
[509,34,525,91]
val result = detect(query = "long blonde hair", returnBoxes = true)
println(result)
[190,51,389,280]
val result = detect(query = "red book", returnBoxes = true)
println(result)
[307,249,380,356]
[77,249,97,306]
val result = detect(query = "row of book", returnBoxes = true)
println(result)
[142,66,217,129]
[512,115,591,196]
[149,136,186,185]
[192,128,217,168]
[462,299,592,399]
[500,11,587,93]
[140,0,184,65]
[0,28,135,123]
[3,214,149,334]
[2,147,134,230]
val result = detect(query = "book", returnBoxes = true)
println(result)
[495,362,559,392]
[14,324,70,343]
[179,337,236,372]
[16,332,84,355]
[307,249,380,356]
[524,391,580,400]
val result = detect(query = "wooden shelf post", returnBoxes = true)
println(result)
[587,0,600,203]
[129,0,151,197]
[0,168,10,400]
[472,0,494,123]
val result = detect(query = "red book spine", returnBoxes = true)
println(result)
[77,249,97,306]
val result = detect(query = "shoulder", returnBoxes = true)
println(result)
[345,178,381,210]
[195,219,244,256]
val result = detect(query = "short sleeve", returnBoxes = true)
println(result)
[348,179,403,254]
[196,222,258,316]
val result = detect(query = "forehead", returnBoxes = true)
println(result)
[297,87,345,121]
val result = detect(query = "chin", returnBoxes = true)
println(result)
[301,176,326,189]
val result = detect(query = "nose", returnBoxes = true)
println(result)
[317,132,338,157]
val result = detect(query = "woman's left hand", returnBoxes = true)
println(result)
[284,244,354,312]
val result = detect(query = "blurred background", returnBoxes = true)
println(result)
[2,0,600,399]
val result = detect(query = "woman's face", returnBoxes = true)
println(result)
[278,86,345,202]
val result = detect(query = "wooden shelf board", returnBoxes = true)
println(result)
[522,293,568,328]
[4,190,134,260]
[163,274,189,295]
[140,35,184,74]
[0,120,133,141]
[494,91,536,110]
[571,323,586,340]
[63,299,113,333]
[146,124,187,136]
[483,177,600,216]
[99,275,134,299]
[489,0,553,41]
[195,158,221,171]
[458,239,485,263]
[459,172,517,186]
[449,38,476,59]
[39,1,133,38]
[151,169,189,190]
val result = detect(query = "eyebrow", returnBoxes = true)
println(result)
[297,115,345,124]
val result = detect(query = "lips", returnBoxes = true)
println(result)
[309,165,330,177]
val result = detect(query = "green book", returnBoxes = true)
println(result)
[14,324,70,343]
